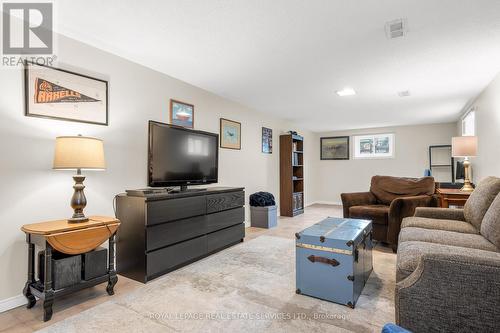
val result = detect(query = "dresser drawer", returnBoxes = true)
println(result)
[206,207,244,233]
[146,196,206,225]
[146,215,207,251]
[207,224,244,253]
[146,235,207,278]
[206,191,244,214]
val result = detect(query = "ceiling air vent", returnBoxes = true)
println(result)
[385,19,407,39]
[398,90,410,97]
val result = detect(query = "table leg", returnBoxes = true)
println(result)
[106,234,118,296]
[22,234,36,309]
[442,197,449,208]
[43,243,54,322]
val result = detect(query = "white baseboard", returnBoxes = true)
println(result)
[0,294,27,313]
[308,201,342,206]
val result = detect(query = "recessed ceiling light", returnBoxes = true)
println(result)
[398,90,411,97]
[336,88,356,97]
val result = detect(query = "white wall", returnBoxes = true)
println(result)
[0,34,314,304]
[311,123,457,204]
[456,73,500,182]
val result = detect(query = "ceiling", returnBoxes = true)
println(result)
[55,0,500,132]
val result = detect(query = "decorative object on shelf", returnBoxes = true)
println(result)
[24,61,108,125]
[321,136,349,160]
[452,136,478,192]
[169,99,194,128]
[262,127,272,153]
[220,118,241,149]
[21,216,120,322]
[53,135,106,223]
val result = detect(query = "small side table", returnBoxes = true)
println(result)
[21,216,120,321]
[437,188,472,208]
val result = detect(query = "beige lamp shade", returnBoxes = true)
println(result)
[53,136,106,170]
[452,136,478,157]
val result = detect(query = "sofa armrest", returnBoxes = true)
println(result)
[340,192,376,218]
[387,195,434,246]
[414,207,466,221]
[396,252,500,332]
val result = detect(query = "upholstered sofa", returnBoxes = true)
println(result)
[395,176,500,332]
[341,175,438,250]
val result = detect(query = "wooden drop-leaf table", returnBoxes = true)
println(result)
[21,216,120,321]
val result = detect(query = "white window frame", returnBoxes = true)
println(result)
[461,109,475,136]
[354,133,395,159]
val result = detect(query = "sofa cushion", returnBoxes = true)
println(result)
[396,241,500,282]
[399,227,498,252]
[464,176,500,229]
[349,204,389,225]
[481,193,500,249]
[401,216,478,234]
[370,175,435,205]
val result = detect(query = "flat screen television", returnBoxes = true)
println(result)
[148,121,219,189]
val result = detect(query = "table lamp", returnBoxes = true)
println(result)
[452,136,477,192]
[53,135,106,223]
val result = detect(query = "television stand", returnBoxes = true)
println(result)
[116,187,245,283]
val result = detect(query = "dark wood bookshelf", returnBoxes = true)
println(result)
[280,134,304,217]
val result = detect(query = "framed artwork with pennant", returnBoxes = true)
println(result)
[24,61,108,125]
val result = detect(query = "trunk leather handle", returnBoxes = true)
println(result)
[307,255,340,267]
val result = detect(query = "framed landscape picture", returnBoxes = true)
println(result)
[320,136,350,160]
[262,127,272,153]
[170,99,194,128]
[24,61,108,125]
[220,118,241,150]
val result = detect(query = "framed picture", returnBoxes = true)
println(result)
[25,61,108,125]
[220,118,241,150]
[262,127,272,153]
[320,136,350,160]
[354,133,395,159]
[170,99,194,129]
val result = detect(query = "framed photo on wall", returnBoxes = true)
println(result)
[24,61,108,125]
[170,99,194,128]
[320,136,350,160]
[220,118,241,150]
[353,133,395,159]
[262,127,272,153]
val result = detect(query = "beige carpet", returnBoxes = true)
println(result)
[38,235,395,333]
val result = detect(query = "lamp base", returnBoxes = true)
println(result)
[68,215,89,223]
[69,172,89,223]
[461,158,474,192]
[461,181,474,192]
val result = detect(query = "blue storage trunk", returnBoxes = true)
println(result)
[295,217,373,308]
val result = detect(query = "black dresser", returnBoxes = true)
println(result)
[116,187,245,283]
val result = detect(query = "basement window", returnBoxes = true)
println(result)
[461,110,475,136]
[354,133,395,159]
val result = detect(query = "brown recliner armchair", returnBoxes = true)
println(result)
[341,175,439,251]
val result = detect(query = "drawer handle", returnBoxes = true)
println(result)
[307,255,340,267]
